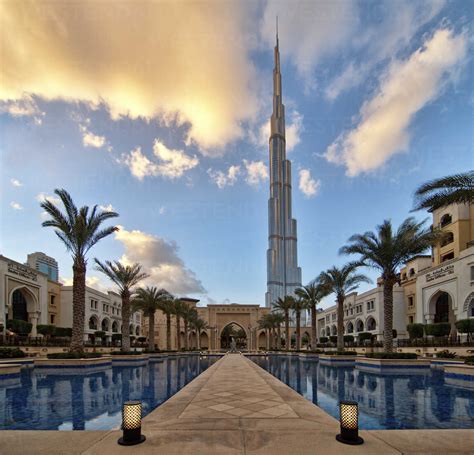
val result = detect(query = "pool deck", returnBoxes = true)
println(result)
[1,354,473,454]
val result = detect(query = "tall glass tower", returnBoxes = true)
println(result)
[265,31,302,308]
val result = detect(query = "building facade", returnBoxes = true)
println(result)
[27,252,59,282]
[266,31,302,308]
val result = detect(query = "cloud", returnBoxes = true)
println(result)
[10,201,23,210]
[0,95,45,124]
[325,29,467,176]
[60,275,110,293]
[36,192,61,206]
[114,226,205,295]
[121,147,159,181]
[152,140,199,179]
[159,206,166,215]
[325,0,446,99]
[260,1,357,88]
[99,204,114,211]
[252,110,303,151]
[11,178,23,187]
[79,124,106,148]
[208,165,240,188]
[243,160,269,187]
[0,1,259,153]
[298,169,320,198]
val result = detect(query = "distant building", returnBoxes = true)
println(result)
[27,252,59,282]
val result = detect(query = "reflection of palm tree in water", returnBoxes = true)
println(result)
[383,376,396,428]
[121,368,132,403]
[71,376,85,430]
[311,361,318,405]
[337,368,346,403]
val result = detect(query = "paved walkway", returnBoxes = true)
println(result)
[1,354,473,454]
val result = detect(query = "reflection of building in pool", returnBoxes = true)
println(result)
[317,283,406,342]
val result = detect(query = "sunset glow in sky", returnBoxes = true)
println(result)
[1,0,472,307]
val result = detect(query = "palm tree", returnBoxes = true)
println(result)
[132,287,172,351]
[295,282,329,350]
[181,304,198,350]
[191,318,208,350]
[172,299,186,351]
[257,314,273,350]
[340,218,440,352]
[273,296,294,351]
[317,264,370,351]
[94,260,148,351]
[157,295,175,351]
[413,170,474,211]
[291,297,306,351]
[41,189,118,352]
[271,312,285,350]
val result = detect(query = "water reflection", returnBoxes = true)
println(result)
[250,355,474,430]
[0,356,218,430]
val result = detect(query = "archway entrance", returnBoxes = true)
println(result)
[11,289,28,321]
[434,292,449,323]
[220,323,247,350]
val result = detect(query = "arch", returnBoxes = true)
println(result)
[258,331,267,349]
[88,315,99,331]
[331,325,337,336]
[321,328,326,337]
[366,317,376,331]
[355,319,364,332]
[129,324,134,335]
[220,321,248,350]
[441,231,454,247]
[463,292,474,316]
[135,326,140,336]
[200,331,209,349]
[346,321,354,334]
[101,318,110,332]
[189,331,197,349]
[9,286,38,320]
[429,291,453,323]
[440,213,452,227]
[112,321,119,333]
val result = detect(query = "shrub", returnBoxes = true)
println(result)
[436,350,457,359]
[455,319,474,337]
[137,336,147,343]
[6,319,32,335]
[0,348,26,358]
[319,337,328,343]
[37,324,56,337]
[425,323,451,337]
[53,327,72,337]
[323,350,357,356]
[366,352,417,359]
[358,332,373,343]
[343,335,354,343]
[329,336,338,343]
[94,331,106,339]
[47,352,102,359]
[464,356,474,365]
[407,323,424,339]
[112,334,122,342]
[110,351,142,355]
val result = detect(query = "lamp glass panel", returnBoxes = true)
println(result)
[123,401,142,430]
[340,402,358,430]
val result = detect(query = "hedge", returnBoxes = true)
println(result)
[110,351,142,355]
[425,322,451,337]
[37,324,56,337]
[455,319,474,335]
[94,331,106,339]
[319,337,328,343]
[329,336,338,343]
[343,335,354,343]
[366,352,417,359]
[323,350,357,356]
[464,356,474,365]
[54,327,72,337]
[358,332,373,342]
[47,352,102,359]
[0,348,26,358]
[6,319,32,335]
[407,323,424,339]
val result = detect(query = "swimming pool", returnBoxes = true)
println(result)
[0,355,219,430]
[250,355,474,430]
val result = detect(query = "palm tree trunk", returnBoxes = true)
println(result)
[296,310,301,350]
[285,311,290,351]
[383,280,394,353]
[197,331,201,350]
[184,320,189,350]
[176,316,181,350]
[121,289,131,352]
[337,296,344,351]
[70,258,86,353]
[148,312,155,351]
[277,326,281,350]
[311,305,317,351]
[166,313,171,350]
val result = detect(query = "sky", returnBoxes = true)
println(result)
[1,0,473,309]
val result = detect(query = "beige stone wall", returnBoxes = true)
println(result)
[47,280,62,326]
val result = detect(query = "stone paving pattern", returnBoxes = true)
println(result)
[1,354,473,454]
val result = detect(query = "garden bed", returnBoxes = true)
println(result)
[355,356,430,373]
[34,356,112,368]
[319,354,357,366]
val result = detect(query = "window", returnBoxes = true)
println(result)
[350,309,353,315]
[367,300,375,311]
[50,295,56,306]
[409,316,414,324]
[90,299,98,310]
[440,214,452,227]
[441,252,454,262]
[441,232,454,247]
[50,314,55,324]
[408,296,414,307]
[356,305,363,314]
[409,268,415,276]
[470,266,474,281]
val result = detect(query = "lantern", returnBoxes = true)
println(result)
[118,401,146,446]
[336,401,364,445]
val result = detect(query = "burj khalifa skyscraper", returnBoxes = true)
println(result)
[265,29,302,308]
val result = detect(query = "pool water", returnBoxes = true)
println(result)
[250,355,474,430]
[0,355,219,430]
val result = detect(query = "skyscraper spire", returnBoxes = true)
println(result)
[266,28,302,309]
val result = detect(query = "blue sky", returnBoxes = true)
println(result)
[1,0,473,308]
